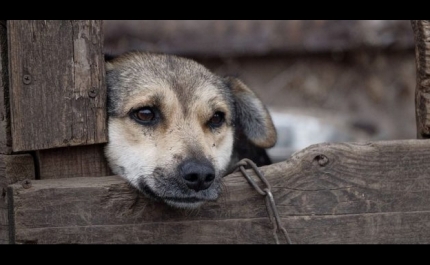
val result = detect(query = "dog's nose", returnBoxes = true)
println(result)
[179,159,215,191]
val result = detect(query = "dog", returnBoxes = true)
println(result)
[104,51,277,209]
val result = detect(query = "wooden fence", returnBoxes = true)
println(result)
[0,20,429,244]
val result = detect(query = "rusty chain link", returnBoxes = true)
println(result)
[234,158,292,244]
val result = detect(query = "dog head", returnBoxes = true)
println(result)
[104,52,276,209]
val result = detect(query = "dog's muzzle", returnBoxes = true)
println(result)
[179,159,215,191]
[136,157,222,209]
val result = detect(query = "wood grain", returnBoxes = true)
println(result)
[37,144,112,179]
[0,154,35,184]
[0,153,35,244]
[7,20,107,152]
[7,139,430,244]
[0,20,11,154]
[411,20,430,138]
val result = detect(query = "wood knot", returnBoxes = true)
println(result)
[313,154,329,167]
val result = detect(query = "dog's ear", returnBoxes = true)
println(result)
[104,53,117,71]
[226,77,277,148]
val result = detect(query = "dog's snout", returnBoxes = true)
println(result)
[180,160,215,191]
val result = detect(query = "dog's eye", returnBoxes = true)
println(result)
[207,111,225,128]
[131,107,158,125]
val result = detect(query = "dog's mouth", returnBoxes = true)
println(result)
[137,180,220,209]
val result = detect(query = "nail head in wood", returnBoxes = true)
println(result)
[88,88,98,98]
[22,75,31,85]
[21,179,32,189]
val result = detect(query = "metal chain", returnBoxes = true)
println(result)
[234,158,292,244]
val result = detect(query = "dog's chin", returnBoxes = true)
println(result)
[164,199,207,209]
[136,180,220,209]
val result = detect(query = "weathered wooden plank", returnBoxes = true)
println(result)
[37,144,111,179]
[104,20,414,57]
[0,201,7,244]
[412,20,430,138]
[7,139,430,244]
[0,153,35,244]
[0,227,8,244]
[0,20,11,154]
[8,20,107,152]
[0,154,35,185]
[10,212,430,244]
[0,152,7,243]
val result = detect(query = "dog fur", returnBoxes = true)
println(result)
[104,51,276,209]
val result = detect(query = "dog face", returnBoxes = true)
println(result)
[105,52,276,209]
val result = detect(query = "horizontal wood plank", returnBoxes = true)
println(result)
[0,153,35,243]
[13,212,430,244]
[8,20,107,152]
[7,139,430,244]
[0,154,35,185]
[104,20,415,57]
[37,144,112,179]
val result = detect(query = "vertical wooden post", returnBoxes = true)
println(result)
[1,21,37,238]
[411,20,430,138]
[0,19,11,244]
[0,21,11,154]
[1,20,109,243]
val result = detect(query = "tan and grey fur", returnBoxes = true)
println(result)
[105,51,276,209]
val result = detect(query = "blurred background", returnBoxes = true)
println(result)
[103,20,417,162]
